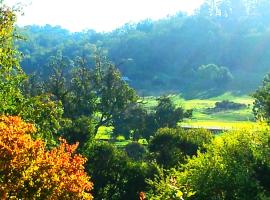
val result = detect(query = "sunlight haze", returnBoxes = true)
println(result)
[7,0,204,32]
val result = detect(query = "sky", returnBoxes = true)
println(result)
[7,0,205,32]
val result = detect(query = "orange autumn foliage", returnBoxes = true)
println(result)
[0,116,93,199]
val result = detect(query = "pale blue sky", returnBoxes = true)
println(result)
[7,0,204,32]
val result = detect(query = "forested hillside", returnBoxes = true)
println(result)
[17,0,270,97]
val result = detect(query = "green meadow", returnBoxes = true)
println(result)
[96,93,256,142]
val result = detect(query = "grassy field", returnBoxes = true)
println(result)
[143,92,255,129]
[96,93,256,144]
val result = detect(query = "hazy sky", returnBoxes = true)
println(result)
[7,0,204,32]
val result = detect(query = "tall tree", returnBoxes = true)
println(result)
[93,54,138,134]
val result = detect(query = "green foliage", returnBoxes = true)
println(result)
[252,73,270,123]
[125,142,147,161]
[63,115,95,149]
[197,64,233,89]
[45,51,72,108]
[20,94,67,145]
[155,96,192,129]
[146,126,270,200]
[68,63,97,118]
[0,3,25,115]
[146,166,195,200]
[94,59,138,134]
[112,104,148,140]
[149,127,213,168]
[0,4,67,146]
[177,126,270,200]
[83,142,156,200]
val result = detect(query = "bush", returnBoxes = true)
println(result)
[84,142,156,200]
[206,100,247,113]
[147,126,270,200]
[178,126,270,200]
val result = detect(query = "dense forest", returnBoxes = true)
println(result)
[17,0,270,97]
[1,0,270,199]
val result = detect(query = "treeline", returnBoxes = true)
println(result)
[18,0,270,97]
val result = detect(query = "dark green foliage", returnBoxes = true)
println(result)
[45,51,72,110]
[125,142,147,161]
[113,96,192,140]
[66,62,97,118]
[112,104,148,140]
[155,96,192,129]
[149,128,187,168]
[94,63,138,134]
[84,142,129,199]
[252,73,270,123]
[20,94,67,145]
[83,142,156,200]
[206,100,247,113]
[149,127,213,168]
[62,116,95,149]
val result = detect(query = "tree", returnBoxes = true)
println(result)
[0,2,25,115]
[252,73,270,123]
[146,166,194,200]
[147,126,270,200]
[155,96,192,129]
[63,115,96,150]
[67,59,97,118]
[112,103,148,140]
[196,64,233,93]
[125,142,147,161]
[0,116,93,199]
[45,50,72,110]
[93,55,138,134]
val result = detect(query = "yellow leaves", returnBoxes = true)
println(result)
[0,116,93,199]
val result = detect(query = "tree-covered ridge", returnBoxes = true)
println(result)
[17,0,270,97]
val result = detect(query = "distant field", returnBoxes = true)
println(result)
[143,92,255,129]
[96,93,256,143]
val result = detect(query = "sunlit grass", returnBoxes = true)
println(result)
[181,120,256,129]
[143,92,255,128]
[96,93,256,144]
